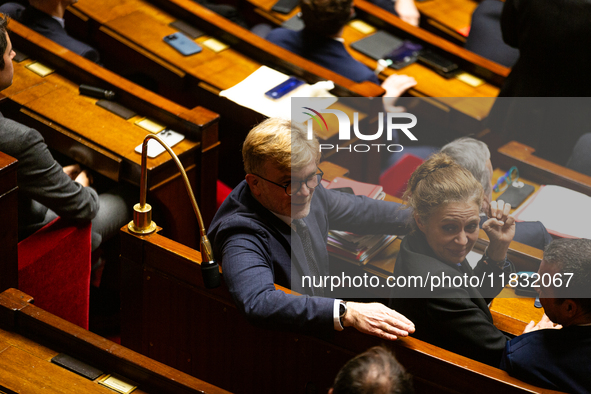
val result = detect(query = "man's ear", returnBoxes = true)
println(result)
[245,174,262,196]
[562,299,578,319]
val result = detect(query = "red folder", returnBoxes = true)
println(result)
[325,177,383,199]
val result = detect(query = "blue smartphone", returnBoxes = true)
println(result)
[163,32,202,56]
[264,76,305,99]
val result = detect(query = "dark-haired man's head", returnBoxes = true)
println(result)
[330,346,413,394]
[0,14,16,90]
[538,238,591,326]
[300,0,353,37]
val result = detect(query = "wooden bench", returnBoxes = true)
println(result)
[5,19,220,248]
[0,288,230,394]
[119,225,563,393]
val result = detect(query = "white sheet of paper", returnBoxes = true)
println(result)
[219,66,336,120]
[513,185,591,238]
[134,129,185,158]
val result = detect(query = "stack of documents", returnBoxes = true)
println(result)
[326,178,394,264]
[327,232,397,265]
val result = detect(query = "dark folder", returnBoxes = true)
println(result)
[350,30,404,61]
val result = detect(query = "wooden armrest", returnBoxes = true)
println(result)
[498,141,591,197]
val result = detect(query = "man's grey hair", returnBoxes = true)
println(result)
[441,137,492,197]
[543,239,591,310]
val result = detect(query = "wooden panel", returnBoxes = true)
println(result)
[0,288,230,394]
[0,346,113,394]
[0,152,18,292]
[119,228,562,393]
[490,287,545,336]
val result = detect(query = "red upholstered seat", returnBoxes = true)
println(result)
[216,180,232,209]
[379,154,424,198]
[18,218,92,329]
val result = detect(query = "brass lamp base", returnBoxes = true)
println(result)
[128,203,157,235]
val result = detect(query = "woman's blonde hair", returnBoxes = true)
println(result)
[242,118,319,175]
[403,153,483,225]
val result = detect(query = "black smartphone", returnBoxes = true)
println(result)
[497,182,535,208]
[418,49,459,78]
[384,41,423,70]
[514,271,539,297]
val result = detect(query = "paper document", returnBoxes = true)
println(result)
[513,185,591,239]
[219,66,337,120]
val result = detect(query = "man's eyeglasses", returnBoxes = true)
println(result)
[493,166,519,193]
[253,168,324,196]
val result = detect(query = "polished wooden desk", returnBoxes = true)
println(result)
[415,0,479,43]
[0,151,18,292]
[5,19,220,247]
[66,0,386,185]
[497,141,591,198]
[243,0,505,121]
[70,0,383,98]
[354,0,510,84]
[119,226,562,393]
[0,288,230,394]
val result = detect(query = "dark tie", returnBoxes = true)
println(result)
[293,219,324,297]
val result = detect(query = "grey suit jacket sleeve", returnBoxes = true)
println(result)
[13,123,99,222]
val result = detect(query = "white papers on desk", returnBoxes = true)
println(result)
[219,66,337,120]
[513,185,591,239]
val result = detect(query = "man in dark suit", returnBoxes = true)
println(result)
[208,117,415,339]
[501,238,591,392]
[0,0,100,63]
[266,0,416,94]
[464,0,519,68]
[0,15,128,250]
[441,137,552,250]
[499,0,591,97]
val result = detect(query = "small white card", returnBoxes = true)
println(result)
[135,129,185,158]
